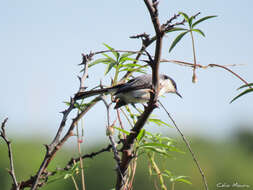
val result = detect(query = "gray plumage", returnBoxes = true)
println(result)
[74,74,181,109]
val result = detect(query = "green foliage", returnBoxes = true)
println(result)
[64,101,91,111]
[168,12,217,52]
[230,83,253,103]
[47,163,80,184]
[88,43,147,82]
[1,135,253,189]
[137,131,184,156]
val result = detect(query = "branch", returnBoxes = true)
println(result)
[158,100,209,190]
[0,118,19,190]
[55,142,119,173]
[21,142,120,189]
[100,96,125,185]
[163,12,201,32]
[19,54,100,190]
[78,53,93,92]
[116,1,165,189]
[161,59,251,87]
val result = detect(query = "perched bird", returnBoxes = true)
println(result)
[74,74,182,109]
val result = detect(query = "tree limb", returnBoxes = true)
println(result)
[0,118,19,190]
[116,0,164,189]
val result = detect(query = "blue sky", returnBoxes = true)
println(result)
[1,0,253,143]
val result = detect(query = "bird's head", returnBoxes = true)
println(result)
[159,74,182,98]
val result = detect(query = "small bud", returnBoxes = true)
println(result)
[106,125,115,136]
[192,73,198,83]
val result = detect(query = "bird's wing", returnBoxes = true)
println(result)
[115,75,152,94]
[74,83,124,100]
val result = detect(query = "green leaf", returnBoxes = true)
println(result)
[120,63,143,68]
[102,53,116,62]
[192,15,217,28]
[164,169,172,177]
[114,127,130,135]
[168,146,185,153]
[119,52,135,60]
[230,88,253,103]
[119,57,137,63]
[176,178,192,185]
[169,31,188,52]
[119,68,147,74]
[104,61,117,75]
[237,83,253,90]
[179,12,190,24]
[140,142,171,149]
[88,58,111,68]
[166,27,188,33]
[137,129,146,142]
[188,16,194,27]
[171,176,192,184]
[192,28,205,37]
[148,118,173,128]
[64,174,71,179]
[103,43,120,60]
[141,146,170,156]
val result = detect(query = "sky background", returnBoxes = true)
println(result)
[1,0,253,144]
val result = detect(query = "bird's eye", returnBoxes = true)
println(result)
[163,75,169,79]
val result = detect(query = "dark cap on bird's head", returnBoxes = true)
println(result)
[159,74,182,98]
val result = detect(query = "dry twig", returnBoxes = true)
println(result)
[0,118,19,190]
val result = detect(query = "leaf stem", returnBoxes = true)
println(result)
[190,30,197,82]
[148,153,167,190]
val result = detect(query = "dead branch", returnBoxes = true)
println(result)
[0,118,19,190]
[19,54,99,190]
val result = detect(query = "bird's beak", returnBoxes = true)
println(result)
[176,91,182,98]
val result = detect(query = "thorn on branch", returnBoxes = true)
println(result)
[79,52,94,66]
[130,33,151,48]
[163,12,201,33]
[78,53,91,93]
[130,32,150,40]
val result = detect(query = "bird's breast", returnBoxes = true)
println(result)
[115,89,151,103]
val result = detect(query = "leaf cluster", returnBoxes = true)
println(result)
[169,12,217,52]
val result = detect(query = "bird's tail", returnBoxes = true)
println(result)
[74,86,118,100]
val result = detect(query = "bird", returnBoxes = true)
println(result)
[74,74,182,109]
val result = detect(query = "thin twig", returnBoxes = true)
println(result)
[76,121,86,190]
[100,97,125,182]
[158,100,209,190]
[64,142,117,169]
[120,12,200,82]
[117,109,126,139]
[0,118,19,190]
[91,50,146,57]
[29,54,94,190]
[161,59,251,87]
